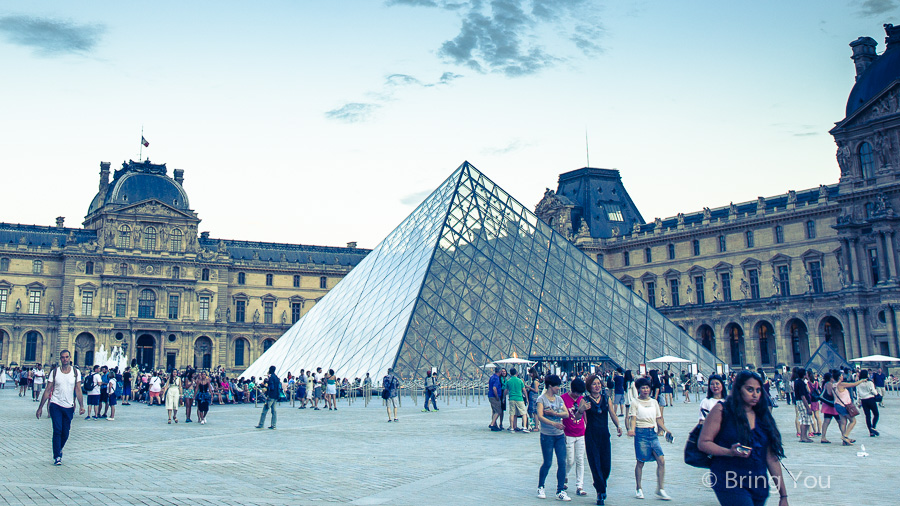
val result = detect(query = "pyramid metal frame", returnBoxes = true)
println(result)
[241,162,721,381]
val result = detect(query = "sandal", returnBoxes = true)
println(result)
[820,439,831,444]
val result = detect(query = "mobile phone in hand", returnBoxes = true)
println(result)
[736,445,751,455]
[665,432,675,444]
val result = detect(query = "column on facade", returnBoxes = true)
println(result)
[744,324,760,368]
[845,310,860,359]
[844,239,857,285]
[854,238,868,287]
[875,232,889,284]
[860,308,874,356]
[887,305,900,357]
[885,231,899,282]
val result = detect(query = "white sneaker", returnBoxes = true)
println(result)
[635,489,644,499]
[556,491,572,501]
[537,487,546,499]
[107,417,115,421]
[656,489,671,501]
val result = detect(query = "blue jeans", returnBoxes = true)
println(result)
[258,398,277,427]
[48,403,74,459]
[539,433,566,493]
[424,389,437,410]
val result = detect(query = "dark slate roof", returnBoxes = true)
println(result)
[637,185,839,234]
[87,160,190,216]
[199,237,371,266]
[556,167,645,239]
[847,26,900,116]
[0,223,96,248]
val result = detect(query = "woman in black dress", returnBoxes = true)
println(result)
[581,374,623,505]
[195,371,211,425]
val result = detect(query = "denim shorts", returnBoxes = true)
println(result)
[634,427,664,462]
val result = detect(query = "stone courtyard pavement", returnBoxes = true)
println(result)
[1,387,897,506]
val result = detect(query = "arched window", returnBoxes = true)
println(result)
[234,338,246,366]
[265,273,273,286]
[170,228,183,251]
[859,142,875,178]
[85,261,94,275]
[263,339,275,352]
[32,260,43,274]
[237,272,246,285]
[25,331,41,362]
[118,225,131,248]
[172,266,180,279]
[144,227,157,250]
[138,289,156,318]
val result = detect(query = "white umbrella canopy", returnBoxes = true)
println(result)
[850,354,900,362]
[482,363,497,368]
[492,357,537,365]
[647,355,691,364]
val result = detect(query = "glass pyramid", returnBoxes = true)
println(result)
[241,162,720,381]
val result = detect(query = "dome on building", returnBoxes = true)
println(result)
[846,25,900,116]
[87,160,190,216]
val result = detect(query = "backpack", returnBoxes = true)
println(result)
[82,372,94,393]
[381,375,394,400]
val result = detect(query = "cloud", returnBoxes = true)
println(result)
[858,0,899,16]
[400,188,434,205]
[324,102,380,123]
[386,71,463,88]
[0,15,104,56]
[481,138,533,155]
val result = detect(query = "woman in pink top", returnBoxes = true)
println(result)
[561,378,588,497]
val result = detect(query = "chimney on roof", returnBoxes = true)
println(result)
[97,161,111,207]
[200,231,210,240]
[56,217,65,228]
[173,169,184,185]
[886,23,900,50]
[347,241,357,249]
[850,36,878,81]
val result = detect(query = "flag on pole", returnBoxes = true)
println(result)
[141,136,149,147]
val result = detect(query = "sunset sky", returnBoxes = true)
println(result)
[2,1,898,248]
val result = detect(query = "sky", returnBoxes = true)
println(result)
[1,1,899,249]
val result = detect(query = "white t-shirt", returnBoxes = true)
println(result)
[89,373,103,395]
[629,397,662,429]
[49,367,81,409]
[108,377,117,395]
[699,397,724,422]
[149,376,162,393]
[33,369,45,385]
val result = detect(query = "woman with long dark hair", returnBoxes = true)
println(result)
[698,370,788,506]
[182,372,195,423]
[623,370,637,415]
[195,371,211,425]
[832,369,863,445]
[582,374,622,505]
[699,374,726,423]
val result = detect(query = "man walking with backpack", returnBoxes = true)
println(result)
[256,366,280,429]
[383,368,400,422]
[36,350,85,465]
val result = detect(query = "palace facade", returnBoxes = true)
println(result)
[0,159,368,372]
[536,25,900,371]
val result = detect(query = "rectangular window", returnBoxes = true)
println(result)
[115,292,127,317]
[168,294,179,319]
[745,230,754,248]
[774,225,784,244]
[809,261,823,294]
[596,254,604,267]
[293,275,301,288]
[749,269,760,300]
[81,291,93,316]
[692,240,700,256]
[721,272,732,303]
[28,290,41,314]
[623,251,630,267]
[319,276,327,289]
[667,244,675,260]
[0,258,9,271]
[291,301,302,323]
[33,260,43,274]
[695,276,705,305]
[201,268,210,281]
[0,288,7,313]
[869,249,880,285]
[235,300,246,323]
[85,262,94,275]
[670,279,680,307]
[264,301,273,324]
[199,296,210,321]
[646,281,656,308]
[778,265,791,296]
[718,235,727,253]
[603,203,624,222]
[806,220,816,239]
[644,247,652,263]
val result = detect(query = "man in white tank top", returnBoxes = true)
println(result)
[36,350,85,466]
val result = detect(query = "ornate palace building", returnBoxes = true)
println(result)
[0,159,368,372]
[537,25,900,371]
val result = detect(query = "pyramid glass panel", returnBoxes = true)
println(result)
[242,162,721,381]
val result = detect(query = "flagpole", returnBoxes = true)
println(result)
[140,125,144,161]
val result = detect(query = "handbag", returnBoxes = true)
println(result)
[874,394,883,403]
[684,423,711,468]
[835,399,859,417]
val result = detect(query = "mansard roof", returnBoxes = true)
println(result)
[0,222,96,248]
[199,236,370,266]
